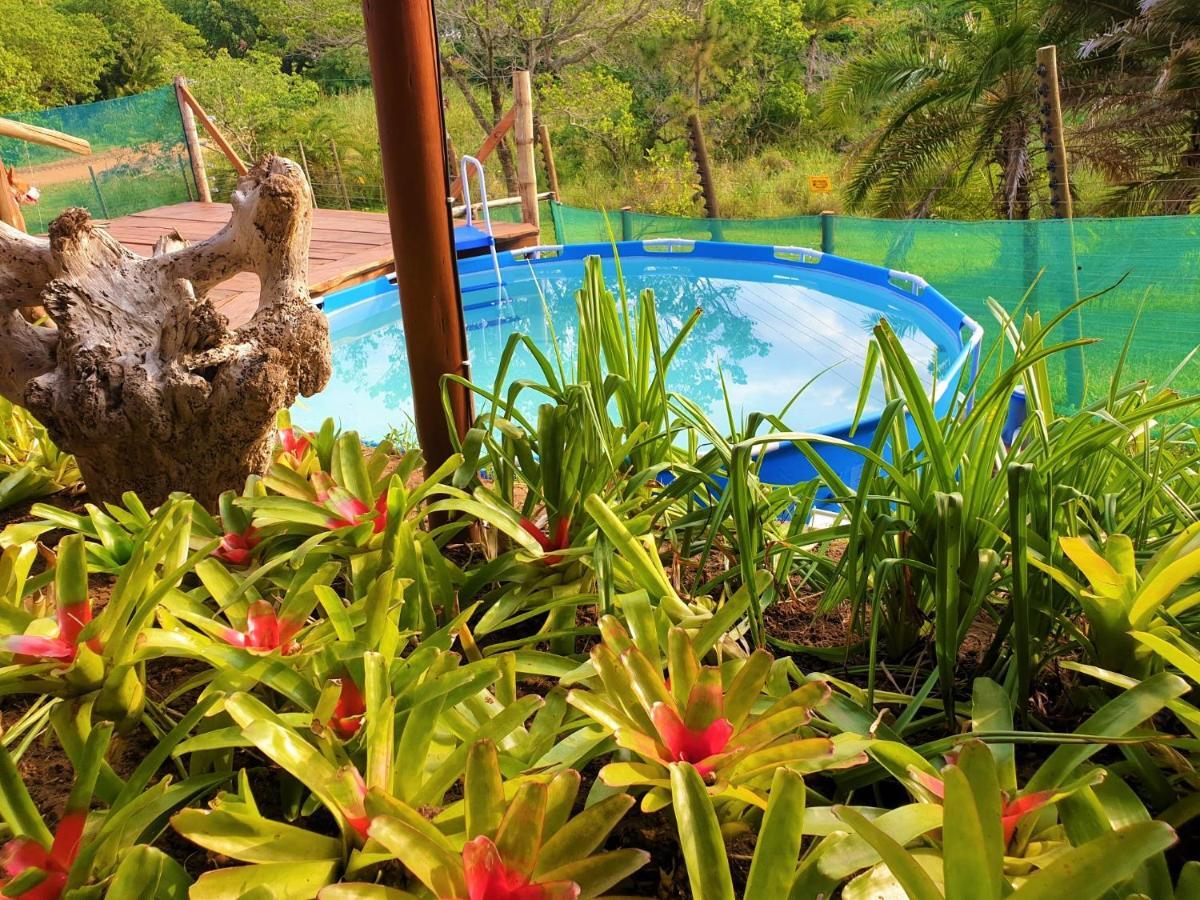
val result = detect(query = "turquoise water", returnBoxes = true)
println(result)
[293,254,960,441]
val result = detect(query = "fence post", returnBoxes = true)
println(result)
[174,75,211,202]
[0,152,23,230]
[296,140,318,209]
[538,123,560,200]
[513,70,540,230]
[820,210,835,254]
[88,166,111,218]
[1036,44,1084,407]
[329,140,352,210]
[620,206,633,242]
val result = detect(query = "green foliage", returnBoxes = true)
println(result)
[0,398,80,511]
[0,265,1197,896]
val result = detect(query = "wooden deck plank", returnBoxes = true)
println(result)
[99,201,542,327]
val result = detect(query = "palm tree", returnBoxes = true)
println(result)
[824,0,1081,219]
[1055,0,1200,214]
[801,0,864,91]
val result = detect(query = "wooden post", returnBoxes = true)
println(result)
[448,107,516,200]
[361,0,472,474]
[687,113,720,219]
[330,140,352,209]
[296,140,317,208]
[513,71,540,230]
[0,152,22,230]
[620,206,633,242]
[538,123,560,200]
[175,79,248,176]
[174,76,212,202]
[1036,44,1083,406]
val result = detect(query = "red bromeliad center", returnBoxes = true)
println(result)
[0,810,84,900]
[650,703,734,777]
[914,771,1054,845]
[220,600,302,655]
[460,835,580,900]
[214,526,260,566]
[519,516,570,565]
[0,595,97,665]
[328,675,366,739]
[277,426,311,460]
[314,473,388,533]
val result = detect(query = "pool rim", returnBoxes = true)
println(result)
[320,238,983,456]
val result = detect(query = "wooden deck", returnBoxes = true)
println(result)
[100,202,540,325]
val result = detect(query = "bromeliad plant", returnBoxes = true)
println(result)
[1034,524,1200,677]
[1,502,210,730]
[0,397,80,512]
[566,615,865,811]
[349,738,649,899]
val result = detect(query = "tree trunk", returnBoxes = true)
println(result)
[0,156,331,508]
[806,34,819,93]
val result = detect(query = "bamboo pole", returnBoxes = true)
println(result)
[330,140,352,209]
[174,76,212,202]
[0,118,90,156]
[1036,46,1073,219]
[512,71,540,230]
[361,0,472,475]
[175,80,248,176]
[538,123,560,200]
[1036,44,1083,406]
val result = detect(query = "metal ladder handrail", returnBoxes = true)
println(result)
[459,154,503,294]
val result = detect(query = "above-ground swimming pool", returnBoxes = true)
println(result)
[296,239,981,486]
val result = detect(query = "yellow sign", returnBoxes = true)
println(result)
[808,174,833,193]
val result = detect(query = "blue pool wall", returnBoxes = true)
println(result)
[317,238,983,490]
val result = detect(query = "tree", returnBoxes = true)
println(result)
[801,0,864,91]
[0,0,112,107]
[1058,0,1200,214]
[438,0,662,191]
[187,50,319,161]
[61,0,204,97]
[0,157,331,506]
[825,0,1082,219]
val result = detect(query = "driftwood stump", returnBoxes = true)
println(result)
[0,156,331,507]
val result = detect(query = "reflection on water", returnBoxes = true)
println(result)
[294,255,958,441]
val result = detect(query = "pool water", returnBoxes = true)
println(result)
[293,249,962,444]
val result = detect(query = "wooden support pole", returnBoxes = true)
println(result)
[0,118,90,156]
[175,79,248,176]
[174,76,212,202]
[330,140,352,209]
[513,71,540,230]
[687,112,720,219]
[362,0,472,474]
[538,123,560,200]
[1036,44,1084,406]
[1036,46,1073,219]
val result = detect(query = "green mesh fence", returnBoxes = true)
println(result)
[551,202,1200,414]
[0,86,194,231]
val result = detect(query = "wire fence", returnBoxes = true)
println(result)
[548,203,1200,414]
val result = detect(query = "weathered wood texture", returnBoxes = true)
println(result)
[0,156,332,506]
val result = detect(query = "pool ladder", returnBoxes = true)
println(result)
[457,154,505,305]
